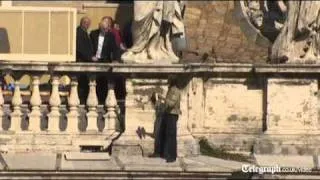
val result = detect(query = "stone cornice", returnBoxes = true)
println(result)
[1,62,320,75]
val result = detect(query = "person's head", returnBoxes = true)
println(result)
[80,16,91,31]
[114,23,120,30]
[99,16,113,32]
[168,75,179,87]
[168,74,190,89]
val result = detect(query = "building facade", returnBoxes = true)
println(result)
[0,0,317,157]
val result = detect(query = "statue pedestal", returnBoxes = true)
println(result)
[254,78,320,155]
[112,78,199,157]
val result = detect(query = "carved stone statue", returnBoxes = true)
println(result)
[121,1,185,64]
[236,1,320,63]
[271,1,320,63]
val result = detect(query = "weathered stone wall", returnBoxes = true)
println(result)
[184,1,268,63]
[187,77,263,151]
[187,75,320,154]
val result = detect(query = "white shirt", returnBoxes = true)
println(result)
[95,33,105,59]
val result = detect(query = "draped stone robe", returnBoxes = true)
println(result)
[271,1,320,63]
[121,1,185,64]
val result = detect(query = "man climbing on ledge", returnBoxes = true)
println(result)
[150,75,182,163]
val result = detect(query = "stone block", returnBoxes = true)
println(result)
[118,156,182,172]
[182,158,228,172]
[60,156,120,171]
[2,153,56,170]
[34,134,72,145]
[266,78,319,133]
[13,133,34,145]
[202,78,263,133]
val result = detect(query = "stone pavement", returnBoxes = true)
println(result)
[1,153,320,179]
[0,152,249,172]
[0,152,253,179]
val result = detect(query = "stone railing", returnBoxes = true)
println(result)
[2,61,320,155]
[0,62,123,153]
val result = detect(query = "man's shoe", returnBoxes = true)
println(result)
[166,159,176,163]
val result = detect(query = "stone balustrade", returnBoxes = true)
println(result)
[0,62,125,153]
[0,62,320,155]
[0,73,118,135]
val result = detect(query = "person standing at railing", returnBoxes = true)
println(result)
[90,16,120,63]
[76,16,97,62]
[111,21,127,55]
[76,16,97,104]
[90,16,120,104]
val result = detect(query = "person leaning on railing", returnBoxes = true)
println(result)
[76,16,97,62]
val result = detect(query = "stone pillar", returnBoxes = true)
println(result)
[66,76,80,133]
[177,80,200,157]
[86,75,98,132]
[177,86,191,136]
[0,82,4,131]
[47,76,61,132]
[28,75,42,132]
[112,79,168,156]
[103,79,118,132]
[10,79,22,132]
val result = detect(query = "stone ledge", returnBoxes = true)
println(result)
[2,62,320,74]
[1,62,320,74]
[2,153,57,170]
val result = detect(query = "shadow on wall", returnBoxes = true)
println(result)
[0,28,10,53]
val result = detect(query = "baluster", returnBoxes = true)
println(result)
[10,79,22,132]
[66,76,80,133]
[103,79,118,132]
[0,81,4,131]
[48,76,61,132]
[86,75,98,132]
[28,76,42,132]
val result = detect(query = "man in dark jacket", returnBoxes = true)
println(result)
[76,16,97,104]
[90,16,120,63]
[90,16,120,103]
[76,16,96,62]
